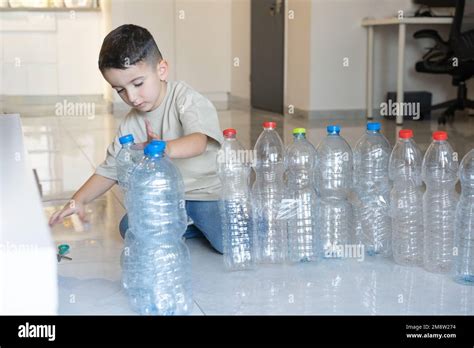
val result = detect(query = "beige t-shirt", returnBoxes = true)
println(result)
[95,80,223,201]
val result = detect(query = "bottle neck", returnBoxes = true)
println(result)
[293,133,306,140]
[146,153,165,159]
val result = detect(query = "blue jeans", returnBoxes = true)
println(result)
[119,200,223,254]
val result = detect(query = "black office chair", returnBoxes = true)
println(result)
[414,0,474,124]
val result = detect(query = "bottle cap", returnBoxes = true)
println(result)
[433,131,447,141]
[223,128,237,138]
[144,140,166,156]
[399,129,413,139]
[327,125,341,135]
[293,128,306,135]
[263,121,277,129]
[367,122,381,131]
[119,134,134,145]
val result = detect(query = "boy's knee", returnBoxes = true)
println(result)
[208,232,223,254]
[212,241,223,255]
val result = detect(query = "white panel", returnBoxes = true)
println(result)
[27,63,58,95]
[286,0,311,111]
[231,0,250,100]
[3,62,28,95]
[3,32,57,63]
[0,11,56,31]
[57,11,102,94]
[0,114,58,315]
[175,0,231,94]
[0,13,4,97]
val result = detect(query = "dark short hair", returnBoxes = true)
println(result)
[98,24,163,71]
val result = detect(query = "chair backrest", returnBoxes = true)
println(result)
[451,0,474,59]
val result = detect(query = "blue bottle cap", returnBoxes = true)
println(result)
[327,125,341,135]
[144,140,166,156]
[119,134,134,145]
[367,122,381,131]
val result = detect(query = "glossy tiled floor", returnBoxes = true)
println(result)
[18,104,474,315]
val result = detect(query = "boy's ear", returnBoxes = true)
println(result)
[157,60,169,81]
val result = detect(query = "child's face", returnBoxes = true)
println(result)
[102,60,168,112]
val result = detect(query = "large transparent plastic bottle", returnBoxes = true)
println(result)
[422,131,459,274]
[217,128,256,270]
[454,148,474,284]
[315,125,353,258]
[252,121,286,263]
[389,129,424,267]
[285,128,319,262]
[353,122,392,257]
[124,140,192,315]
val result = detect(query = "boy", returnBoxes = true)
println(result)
[49,24,224,253]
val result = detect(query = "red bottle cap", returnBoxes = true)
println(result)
[399,129,413,139]
[263,121,276,129]
[223,128,237,138]
[433,131,447,141]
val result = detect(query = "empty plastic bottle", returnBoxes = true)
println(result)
[252,121,286,263]
[285,128,319,262]
[116,134,137,192]
[217,128,256,270]
[353,122,392,257]
[389,129,424,267]
[123,141,193,315]
[454,148,474,284]
[422,131,459,274]
[315,125,353,259]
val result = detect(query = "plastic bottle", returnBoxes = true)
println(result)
[422,131,459,274]
[454,148,474,285]
[353,122,392,257]
[252,121,286,263]
[315,125,353,258]
[116,134,137,193]
[124,141,193,315]
[285,128,319,262]
[388,129,424,266]
[217,128,256,270]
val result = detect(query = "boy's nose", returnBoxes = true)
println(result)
[126,90,138,104]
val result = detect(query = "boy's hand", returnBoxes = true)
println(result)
[145,119,160,143]
[49,199,87,227]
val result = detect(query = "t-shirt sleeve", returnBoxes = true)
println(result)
[94,116,131,181]
[176,90,224,146]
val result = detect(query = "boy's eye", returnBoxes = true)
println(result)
[134,82,143,87]
[116,89,124,94]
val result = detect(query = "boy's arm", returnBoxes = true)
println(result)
[145,119,208,159]
[49,174,116,226]
[166,133,208,159]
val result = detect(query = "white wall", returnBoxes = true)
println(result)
[231,0,250,100]
[309,0,467,111]
[286,0,312,111]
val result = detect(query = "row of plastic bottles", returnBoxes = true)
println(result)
[116,137,193,315]
[217,122,474,286]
